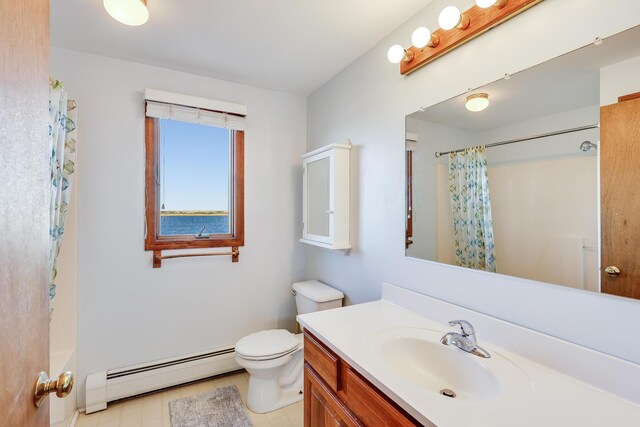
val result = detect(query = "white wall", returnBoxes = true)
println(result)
[601,54,640,105]
[481,106,599,291]
[306,0,640,364]
[404,118,473,261]
[51,47,307,407]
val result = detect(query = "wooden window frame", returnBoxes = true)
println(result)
[144,117,244,253]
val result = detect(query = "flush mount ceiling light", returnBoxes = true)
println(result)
[438,6,470,31]
[411,27,439,49]
[387,44,415,64]
[466,93,490,112]
[475,0,509,8]
[104,0,149,26]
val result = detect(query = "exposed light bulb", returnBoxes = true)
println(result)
[412,27,438,49]
[104,0,149,26]
[439,6,461,30]
[475,0,508,8]
[387,45,414,64]
[387,45,405,64]
[466,93,490,112]
[438,6,469,30]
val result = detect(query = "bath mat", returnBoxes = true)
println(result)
[169,385,253,427]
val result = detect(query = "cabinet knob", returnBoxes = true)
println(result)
[326,210,334,214]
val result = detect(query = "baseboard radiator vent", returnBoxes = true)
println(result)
[85,346,240,414]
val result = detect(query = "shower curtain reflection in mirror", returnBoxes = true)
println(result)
[448,146,497,272]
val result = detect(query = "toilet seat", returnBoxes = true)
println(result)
[235,329,300,361]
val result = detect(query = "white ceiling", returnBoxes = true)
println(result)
[51,0,433,95]
[409,25,640,130]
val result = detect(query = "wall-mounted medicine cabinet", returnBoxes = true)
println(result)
[301,142,350,250]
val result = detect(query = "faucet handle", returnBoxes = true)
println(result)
[449,320,476,338]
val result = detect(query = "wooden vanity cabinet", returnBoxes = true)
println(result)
[304,331,421,427]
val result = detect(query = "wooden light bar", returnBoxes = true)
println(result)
[400,0,544,75]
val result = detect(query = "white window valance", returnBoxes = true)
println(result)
[144,89,246,131]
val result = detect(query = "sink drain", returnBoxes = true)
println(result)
[439,389,456,398]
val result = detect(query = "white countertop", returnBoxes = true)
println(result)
[298,299,640,426]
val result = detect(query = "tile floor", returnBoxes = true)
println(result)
[75,371,303,427]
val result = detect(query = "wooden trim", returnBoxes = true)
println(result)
[144,116,159,251]
[144,116,245,265]
[619,91,640,103]
[400,0,544,75]
[405,151,413,249]
[153,250,162,268]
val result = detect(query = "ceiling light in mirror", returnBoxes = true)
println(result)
[388,45,414,64]
[438,6,469,31]
[465,93,490,112]
[412,27,439,49]
[475,0,508,8]
[104,0,149,26]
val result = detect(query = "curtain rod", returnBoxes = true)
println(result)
[434,124,600,158]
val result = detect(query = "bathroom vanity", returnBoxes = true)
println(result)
[304,330,418,426]
[298,283,640,426]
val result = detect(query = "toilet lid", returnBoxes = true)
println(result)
[235,329,299,359]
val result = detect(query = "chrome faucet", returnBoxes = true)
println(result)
[440,320,491,358]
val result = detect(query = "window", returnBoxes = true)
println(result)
[144,91,245,265]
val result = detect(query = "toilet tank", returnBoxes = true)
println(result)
[293,280,344,315]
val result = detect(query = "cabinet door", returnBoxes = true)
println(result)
[305,365,361,427]
[304,154,332,243]
[344,367,418,427]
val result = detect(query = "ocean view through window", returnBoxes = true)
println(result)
[159,119,231,236]
[144,93,245,260]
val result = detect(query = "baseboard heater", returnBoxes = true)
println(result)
[85,346,240,414]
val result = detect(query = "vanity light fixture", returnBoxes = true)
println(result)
[390,0,543,75]
[466,93,490,112]
[103,0,149,26]
[387,45,415,64]
[412,27,439,49]
[438,6,470,31]
[475,0,509,8]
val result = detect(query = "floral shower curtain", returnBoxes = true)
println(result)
[49,80,77,301]
[448,146,497,272]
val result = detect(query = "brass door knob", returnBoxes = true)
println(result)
[604,266,621,277]
[34,371,74,407]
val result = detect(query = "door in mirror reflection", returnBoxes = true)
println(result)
[601,95,640,299]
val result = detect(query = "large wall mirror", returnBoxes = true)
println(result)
[405,25,640,300]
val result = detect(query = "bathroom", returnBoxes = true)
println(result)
[1,0,640,426]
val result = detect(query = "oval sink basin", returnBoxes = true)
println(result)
[368,328,532,403]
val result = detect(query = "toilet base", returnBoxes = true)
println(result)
[243,349,304,414]
[247,378,303,414]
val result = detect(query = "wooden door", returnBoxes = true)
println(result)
[0,0,51,425]
[600,95,640,299]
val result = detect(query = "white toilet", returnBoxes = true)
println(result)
[235,280,344,413]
